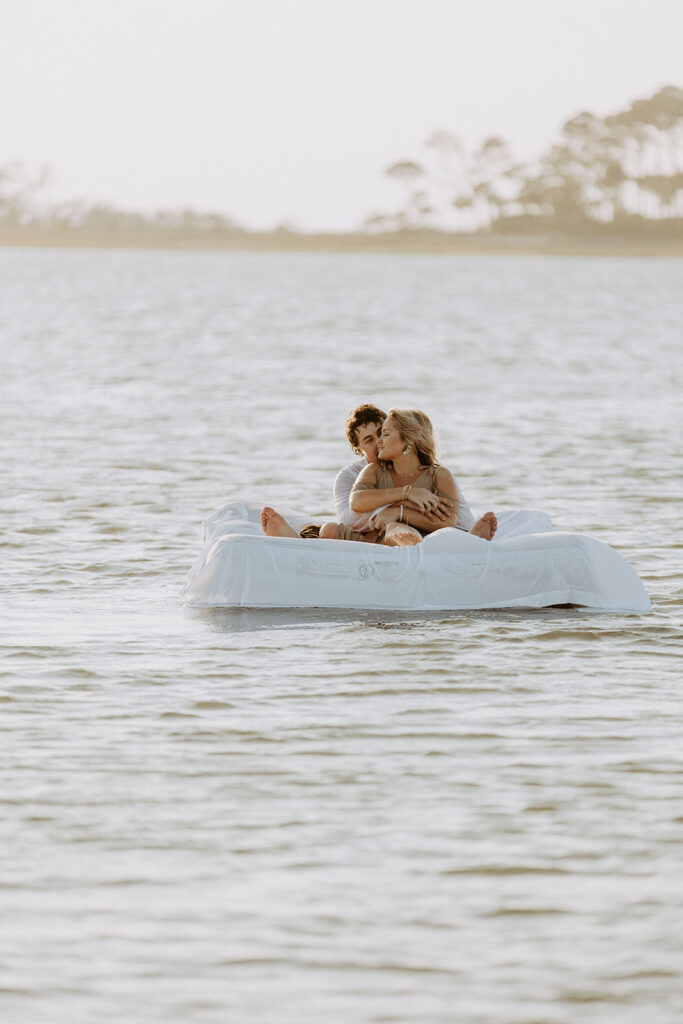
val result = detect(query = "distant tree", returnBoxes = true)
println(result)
[505,86,682,230]
[0,162,245,235]
[452,192,477,231]
[272,220,300,235]
[0,162,49,224]
[636,172,683,217]
[601,86,683,218]
[425,131,469,226]
[469,136,516,228]
[383,161,429,228]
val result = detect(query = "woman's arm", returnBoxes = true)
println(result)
[402,467,459,533]
[351,472,456,517]
[349,465,404,512]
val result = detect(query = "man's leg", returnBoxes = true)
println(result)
[260,507,301,539]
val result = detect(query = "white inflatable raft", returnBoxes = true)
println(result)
[182,501,650,613]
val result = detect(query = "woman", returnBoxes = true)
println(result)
[345,408,496,547]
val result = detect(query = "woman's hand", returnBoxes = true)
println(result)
[409,487,455,521]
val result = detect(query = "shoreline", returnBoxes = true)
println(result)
[1,226,681,258]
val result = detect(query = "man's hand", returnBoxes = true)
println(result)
[408,486,455,521]
[372,507,401,530]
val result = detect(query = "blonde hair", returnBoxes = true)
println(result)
[386,408,438,466]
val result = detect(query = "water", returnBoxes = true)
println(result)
[1,247,682,1023]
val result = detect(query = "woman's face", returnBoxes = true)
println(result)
[377,417,403,460]
[354,420,383,463]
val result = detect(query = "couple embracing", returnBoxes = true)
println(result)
[262,404,497,548]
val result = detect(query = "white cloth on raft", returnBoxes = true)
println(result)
[182,501,651,613]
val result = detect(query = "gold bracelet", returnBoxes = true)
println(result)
[399,504,404,522]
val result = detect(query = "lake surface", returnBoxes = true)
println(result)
[1,247,682,1023]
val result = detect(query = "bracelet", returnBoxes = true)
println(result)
[399,504,404,522]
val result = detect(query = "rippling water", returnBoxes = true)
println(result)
[1,247,682,1022]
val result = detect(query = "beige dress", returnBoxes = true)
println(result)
[337,463,442,543]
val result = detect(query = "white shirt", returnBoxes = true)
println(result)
[334,459,376,530]
[333,460,476,532]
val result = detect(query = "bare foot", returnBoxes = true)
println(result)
[384,522,423,547]
[260,507,301,539]
[470,512,497,541]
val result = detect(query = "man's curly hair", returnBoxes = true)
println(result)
[345,403,387,450]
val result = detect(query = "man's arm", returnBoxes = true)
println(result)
[334,460,385,529]
[333,461,365,520]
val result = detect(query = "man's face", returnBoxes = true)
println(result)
[355,420,383,464]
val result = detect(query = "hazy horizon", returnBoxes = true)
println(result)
[2,0,682,230]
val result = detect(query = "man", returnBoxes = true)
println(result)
[333,403,387,532]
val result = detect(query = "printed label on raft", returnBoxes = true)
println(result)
[373,561,400,583]
[295,556,355,580]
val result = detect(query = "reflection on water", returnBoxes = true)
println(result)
[194,604,592,634]
[1,248,682,1023]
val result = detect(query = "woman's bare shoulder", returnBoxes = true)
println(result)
[434,464,456,492]
[353,463,380,487]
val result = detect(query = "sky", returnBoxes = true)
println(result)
[1,0,681,230]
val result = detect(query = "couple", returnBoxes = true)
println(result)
[261,404,497,548]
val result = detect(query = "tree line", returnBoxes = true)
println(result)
[0,163,245,235]
[369,85,683,236]
[2,85,681,238]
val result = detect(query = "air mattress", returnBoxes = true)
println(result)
[182,501,650,613]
